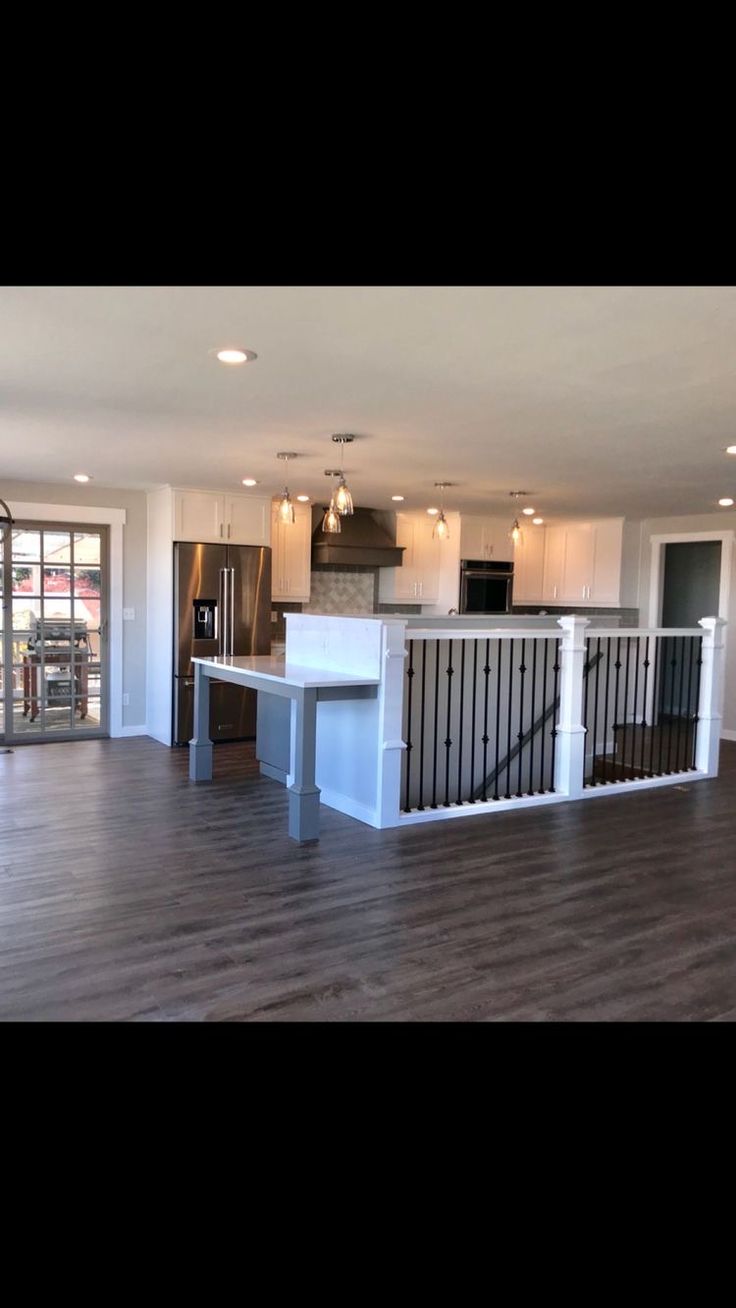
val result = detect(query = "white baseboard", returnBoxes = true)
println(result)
[721,728,736,742]
[113,724,150,738]
[318,786,379,828]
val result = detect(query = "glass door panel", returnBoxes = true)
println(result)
[2,523,108,741]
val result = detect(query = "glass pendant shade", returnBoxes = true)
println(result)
[510,518,521,544]
[322,497,341,533]
[433,510,450,540]
[278,489,295,524]
[334,476,354,515]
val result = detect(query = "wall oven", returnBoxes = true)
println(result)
[459,559,514,614]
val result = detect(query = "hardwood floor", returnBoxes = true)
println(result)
[1,735,735,1021]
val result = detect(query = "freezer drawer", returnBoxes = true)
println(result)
[174,676,257,746]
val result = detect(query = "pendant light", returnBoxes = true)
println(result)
[331,434,355,515]
[508,490,532,545]
[432,482,452,540]
[276,452,298,524]
[321,470,342,533]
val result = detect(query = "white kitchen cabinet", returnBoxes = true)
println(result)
[459,515,514,562]
[225,495,270,546]
[541,519,623,605]
[271,501,312,601]
[513,526,546,603]
[174,490,223,543]
[173,489,270,546]
[378,511,441,604]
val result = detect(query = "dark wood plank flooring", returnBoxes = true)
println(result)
[1,736,735,1021]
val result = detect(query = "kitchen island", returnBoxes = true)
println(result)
[189,653,379,842]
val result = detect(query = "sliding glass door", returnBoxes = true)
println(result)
[0,522,108,742]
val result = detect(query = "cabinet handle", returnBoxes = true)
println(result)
[219,523,223,538]
[553,585,557,600]
[227,522,231,539]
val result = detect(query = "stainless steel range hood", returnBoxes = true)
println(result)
[311,507,405,568]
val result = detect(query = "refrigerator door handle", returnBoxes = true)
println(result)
[229,567,235,657]
[219,568,228,658]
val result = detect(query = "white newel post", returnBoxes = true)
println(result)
[695,616,727,777]
[554,615,590,798]
[376,621,408,828]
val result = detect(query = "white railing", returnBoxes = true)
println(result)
[385,615,726,827]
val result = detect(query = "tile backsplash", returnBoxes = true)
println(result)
[303,570,375,615]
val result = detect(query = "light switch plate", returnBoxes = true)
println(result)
[123,607,135,621]
[271,610,278,623]
[122,693,130,706]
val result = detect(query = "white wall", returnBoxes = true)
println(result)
[2,478,147,731]
[637,510,736,735]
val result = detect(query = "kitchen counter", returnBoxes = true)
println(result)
[189,654,380,843]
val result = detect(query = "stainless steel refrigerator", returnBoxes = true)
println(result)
[173,542,272,745]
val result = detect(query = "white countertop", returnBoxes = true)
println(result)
[192,655,380,690]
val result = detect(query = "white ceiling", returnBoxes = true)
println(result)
[1,284,736,521]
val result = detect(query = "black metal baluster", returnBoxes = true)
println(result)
[621,636,631,780]
[691,638,703,767]
[640,636,650,777]
[550,640,560,791]
[457,640,465,805]
[591,636,601,787]
[612,637,622,782]
[529,638,538,794]
[684,635,696,771]
[651,635,662,775]
[469,640,478,803]
[658,637,669,776]
[582,637,591,788]
[666,638,677,774]
[444,640,453,807]
[602,637,612,785]
[675,634,687,772]
[417,640,427,810]
[494,639,502,800]
[516,638,526,797]
[404,639,414,812]
[540,639,548,791]
[505,638,514,799]
[431,640,440,807]
[481,638,491,802]
[631,636,640,779]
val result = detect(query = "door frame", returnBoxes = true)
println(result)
[647,529,733,729]
[5,501,125,736]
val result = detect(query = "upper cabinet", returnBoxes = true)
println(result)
[459,515,514,562]
[271,500,312,601]
[173,490,270,546]
[513,526,546,603]
[378,511,441,603]
[542,519,624,605]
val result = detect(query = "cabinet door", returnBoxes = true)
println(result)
[590,519,623,604]
[415,515,441,602]
[226,495,270,546]
[173,491,224,542]
[542,527,566,602]
[459,517,486,560]
[561,525,594,602]
[378,513,420,602]
[271,513,286,598]
[282,503,312,601]
[484,517,514,562]
[513,526,546,602]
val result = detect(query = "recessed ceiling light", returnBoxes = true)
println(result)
[296,494,310,502]
[391,495,405,502]
[532,517,544,525]
[73,473,91,483]
[522,507,536,516]
[215,348,257,365]
[727,446,736,455]
[718,497,734,507]
[427,507,439,516]
[242,478,258,487]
